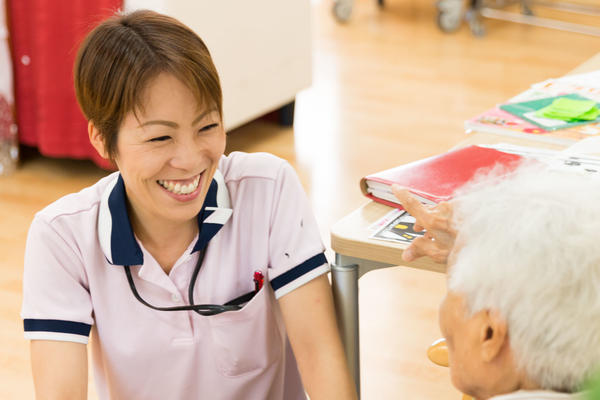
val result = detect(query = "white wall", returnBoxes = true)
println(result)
[124,0,313,130]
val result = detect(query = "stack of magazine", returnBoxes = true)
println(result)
[465,70,600,145]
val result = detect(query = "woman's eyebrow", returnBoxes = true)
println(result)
[138,109,218,128]
[138,120,178,128]
[191,108,218,125]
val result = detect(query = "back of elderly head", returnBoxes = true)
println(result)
[439,164,600,399]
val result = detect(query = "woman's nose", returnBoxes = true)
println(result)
[170,137,203,169]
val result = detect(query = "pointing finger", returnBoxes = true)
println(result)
[391,185,429,223]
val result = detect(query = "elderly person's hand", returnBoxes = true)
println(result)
[391,184,456,264]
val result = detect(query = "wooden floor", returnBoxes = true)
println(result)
[1,0,599,398]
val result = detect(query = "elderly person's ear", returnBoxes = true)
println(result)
[476,309,509,363]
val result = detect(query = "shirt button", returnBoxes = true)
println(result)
[172,293,181,302]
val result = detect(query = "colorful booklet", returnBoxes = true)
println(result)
[360,145,526,207]
[466,71,600,144]
[465,106,600,145]
[499,93,600,131]
[523,71,600,103]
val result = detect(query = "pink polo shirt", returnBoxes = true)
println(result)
[21,152,330,399]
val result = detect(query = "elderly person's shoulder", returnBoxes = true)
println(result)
[491,390,588,399]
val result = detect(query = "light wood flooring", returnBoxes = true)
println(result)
[1,0,599,398]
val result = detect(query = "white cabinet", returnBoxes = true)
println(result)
[124,0,312,130]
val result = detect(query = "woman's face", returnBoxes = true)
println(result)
[114,72,225,228]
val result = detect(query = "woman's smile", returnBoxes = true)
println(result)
[156,172,203,201]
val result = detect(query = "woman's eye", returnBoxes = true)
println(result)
[149,136,171,142]
[199,123,219,132]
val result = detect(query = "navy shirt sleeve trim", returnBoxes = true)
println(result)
[24,319,92,336]
[270,253,328,291]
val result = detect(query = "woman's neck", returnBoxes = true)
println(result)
[129,208,198,273]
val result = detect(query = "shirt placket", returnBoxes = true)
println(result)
[136,253,196,341]
[169,251,202,338]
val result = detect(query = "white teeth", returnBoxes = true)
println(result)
[180,184,191,194]
[158,175,201,195]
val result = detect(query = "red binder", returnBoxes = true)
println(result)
[360,145,526,208]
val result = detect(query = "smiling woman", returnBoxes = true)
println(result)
[74,11,222,162]
[21,10,356,400]
[88,73,226,259]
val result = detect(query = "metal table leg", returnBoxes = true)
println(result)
[331,259,360,396]
[331,254,397,398]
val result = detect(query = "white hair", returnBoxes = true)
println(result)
[448,163,600,392]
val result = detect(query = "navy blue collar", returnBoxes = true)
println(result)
[98,171,233,266]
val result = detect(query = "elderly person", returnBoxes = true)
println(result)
[393,165,600,400]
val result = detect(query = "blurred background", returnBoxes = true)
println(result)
[1,0,599,398]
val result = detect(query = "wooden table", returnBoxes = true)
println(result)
[330,54,600,397]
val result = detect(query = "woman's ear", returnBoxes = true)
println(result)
[479,309,508,363]
[88,121,109,159]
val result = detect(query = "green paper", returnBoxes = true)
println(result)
[573,106,600,121]
[536,97,599,121]
[500,93,600,131]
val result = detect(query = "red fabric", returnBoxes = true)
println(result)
[8,0,121,169]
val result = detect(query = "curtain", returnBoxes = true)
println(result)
[1,0,17,175]
[8,0,122,169]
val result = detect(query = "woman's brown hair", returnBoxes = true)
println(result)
[74,10,222,160]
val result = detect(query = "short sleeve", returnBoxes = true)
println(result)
[267,161,330,299]
[21,215,93,344]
